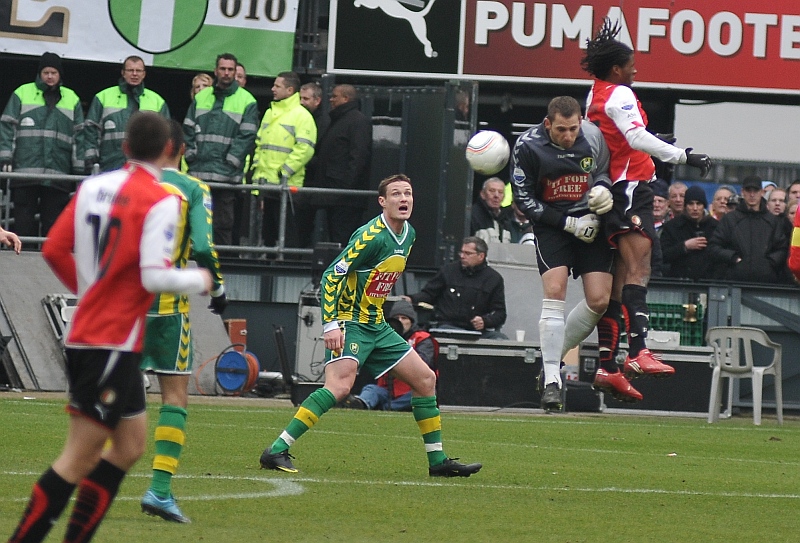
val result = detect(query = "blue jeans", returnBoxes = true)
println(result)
[357,384,413,411]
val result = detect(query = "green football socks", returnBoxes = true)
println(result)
[412,396,447,467]
[150,404,187,498]
[271,387,337,453]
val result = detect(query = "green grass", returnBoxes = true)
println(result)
[1,393,798,543]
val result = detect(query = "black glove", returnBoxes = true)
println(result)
[685,148,712,178]
[654,132,676,145]
[208,293,228,315]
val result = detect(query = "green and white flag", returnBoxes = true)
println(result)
[0,0,297,76]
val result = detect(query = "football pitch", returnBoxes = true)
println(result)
[1,392,797,543]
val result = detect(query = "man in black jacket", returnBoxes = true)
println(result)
[708,175,789,284]
[299,84,372,247]
[404,237,507,339]
[661,185,720,281]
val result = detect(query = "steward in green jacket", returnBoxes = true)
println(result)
[0,52,83,237]
[84,56,169,172]
[182,53,258,245]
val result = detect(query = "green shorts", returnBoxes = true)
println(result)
[141,313,193,374]
[326,321,412,379]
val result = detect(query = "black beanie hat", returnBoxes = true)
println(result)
[38,52,63,77]
[684,185,708,207]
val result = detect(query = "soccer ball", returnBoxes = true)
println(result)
[465,130,510,176]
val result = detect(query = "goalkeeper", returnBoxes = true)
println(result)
[139,120,227,524]
[511,96,641,410]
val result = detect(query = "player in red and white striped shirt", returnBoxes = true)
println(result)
[581,19,712,394]
[8,112,212,543]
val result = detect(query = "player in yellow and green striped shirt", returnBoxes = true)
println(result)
[259,174,482,477]
[139,120,226,523]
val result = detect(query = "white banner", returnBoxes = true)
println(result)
[0,0,298,76]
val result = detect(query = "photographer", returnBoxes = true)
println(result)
[660,186,721,281]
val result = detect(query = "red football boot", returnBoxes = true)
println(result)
[593,368,643,403]
[623,348,675,379]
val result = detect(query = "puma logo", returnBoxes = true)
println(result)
[354,0,438,58]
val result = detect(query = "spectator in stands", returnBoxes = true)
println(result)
[231,64,250,247]
[471,177,511,243]
[341,300,437,411]
[708,175,789,284]
[0,52,84,239]
[761,180,777,198]
[299,84,372,248]
[786,180,800,203]
[183,53,258,246]
[666,181,686,221]
[649,179,668,277]
[710,185,735,221]
[651,179,669,232]
[252,71,316,248]
[404,236,507,339]
[299,81,329,136]
[660,185,720,281]
[296,81,328,247]
[190,73,213,99]
[787,200,798,225]
[766,187,787,217]
[85,56,170,173]
[235,63,247,88]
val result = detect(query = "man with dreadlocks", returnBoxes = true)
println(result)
[581,19,712,395]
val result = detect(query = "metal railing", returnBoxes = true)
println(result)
[0,171,377,261]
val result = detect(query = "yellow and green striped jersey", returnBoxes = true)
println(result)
[321,214,415,325]
[149,168,224,316]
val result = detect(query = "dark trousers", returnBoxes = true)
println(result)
[211,188,236,246]
[232,191,249,246]
[261,195,300,248]
[12,185,71,237]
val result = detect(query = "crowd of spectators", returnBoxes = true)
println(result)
[4,51,799,283]
[0,51,373,249]
[469,169,800,286]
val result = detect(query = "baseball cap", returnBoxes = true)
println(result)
[741,175,762,191]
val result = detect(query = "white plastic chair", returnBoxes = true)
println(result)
[706,326,783,425]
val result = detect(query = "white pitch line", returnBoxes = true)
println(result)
[3,471,799,501]
[0,472,305,503]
